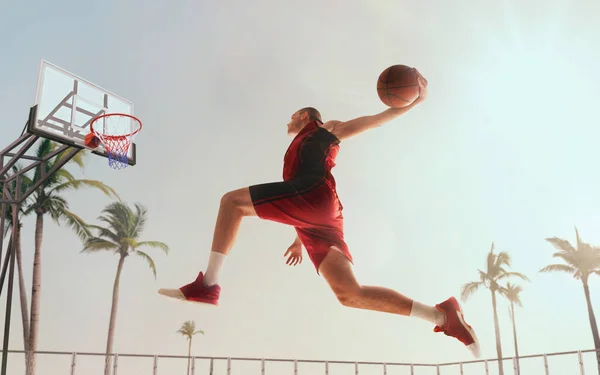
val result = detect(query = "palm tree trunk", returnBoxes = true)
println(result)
[582,279,600,374]
[26,213,44,375]
[510,302,520,375]
[187,338,192,375]
[15,227,31,369]
[104,254,126,375]
[491,290,505,375]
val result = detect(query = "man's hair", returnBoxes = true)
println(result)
[298,107,322,122]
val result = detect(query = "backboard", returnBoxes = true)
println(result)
[28,60,137,165]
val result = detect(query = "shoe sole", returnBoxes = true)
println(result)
[454,305,481,358]
[157,288,219,307]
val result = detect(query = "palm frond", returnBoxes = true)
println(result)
[130,203,148,239]
[194,330,205,335]
[87,224,122,244]
[460,281,483,302]
[496,271,529,282]
[540,264,576,275]
[135,250,157,278]
[136,241,169,255]
[60,209,92,240]
[51,179,119,200]
[545,237,576,253]
[81,237,120,253]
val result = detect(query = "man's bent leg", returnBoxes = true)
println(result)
[318,248,480,357]
[158,187,257,304]
[203,188,257,286]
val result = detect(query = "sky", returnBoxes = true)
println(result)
[1,0,600,374]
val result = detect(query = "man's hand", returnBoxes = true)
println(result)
[325,68,428,141]
[284,242,303,266]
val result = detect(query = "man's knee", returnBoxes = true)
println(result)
[333,285,362,307]
[220,189,255,216]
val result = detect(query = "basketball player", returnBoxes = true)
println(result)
[159,69,480,357]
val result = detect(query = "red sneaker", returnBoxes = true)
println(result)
[434,297,480,358]
[158,272,220,306]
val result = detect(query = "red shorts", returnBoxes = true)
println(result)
[249,176,352,272]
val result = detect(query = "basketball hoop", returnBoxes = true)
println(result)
[89,113,142,169]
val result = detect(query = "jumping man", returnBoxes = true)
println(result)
[159,69,480,357]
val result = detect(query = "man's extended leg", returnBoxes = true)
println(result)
[318,248,480,357]
[158,187,257,303]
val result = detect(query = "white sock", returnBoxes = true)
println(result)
[203,251,227,286]
[409,301,446,327]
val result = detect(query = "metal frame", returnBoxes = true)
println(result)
[1,348,599,374]
[0,106,84,375]
[31,60,137,166]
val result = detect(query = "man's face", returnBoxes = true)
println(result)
[286,111,306,136]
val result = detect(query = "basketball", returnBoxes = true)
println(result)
[84,132,101,149]
[377,65,420,108]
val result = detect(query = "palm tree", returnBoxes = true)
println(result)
[500,282,524,375]
[540,228,600,373]
[461,242,528,375]
[23,140,117,375]
[177,320,204,375]
[80,202,169,375]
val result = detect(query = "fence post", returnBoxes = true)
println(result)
[382,363,387,375]
[436,364,440,375]
[70,352,77,375]
[484,360,489,375]
[112,354,118,375]
[294,360,298,375]
[459,362,464,375]
[355,362,359,375]
[578,351,585,375]
[325,361,329,375]
[410,363,414,375]
[152,355,158,375]
[209,358,214,375]
[543,354,549,375]
[191,356,195,375]
[261,358,265,375]
[227,357,231,375]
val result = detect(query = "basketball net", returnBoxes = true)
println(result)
[90,113,142,170]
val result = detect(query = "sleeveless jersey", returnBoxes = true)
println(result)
[282,120,340,189]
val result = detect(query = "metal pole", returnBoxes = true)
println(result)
[436,364,440,375]
[459,362,464,375]
[578,351,585,375]
[191,356,195,375]
[0,205,18,375]
[382,363,387,375]
[355,362,359,375]
[294,360,298,375]
[484,360,489,375]
[261,358,265,375]
[113,353,118,375]
[227,357,231,375]
[410,363,414,375]
[543,354,549,375]
[325,361,329,375]
[209,358,214,375]
[70,353,77,375]
[152,355,158,375]
[512,357,518,375]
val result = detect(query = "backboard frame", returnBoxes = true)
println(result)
[28,60,137,166]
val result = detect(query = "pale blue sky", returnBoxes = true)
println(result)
[1,0,600,374]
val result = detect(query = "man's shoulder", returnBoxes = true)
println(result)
[321,120,343,133]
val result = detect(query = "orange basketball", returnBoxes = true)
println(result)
[84,132,101,149]
[377,65,420,108]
